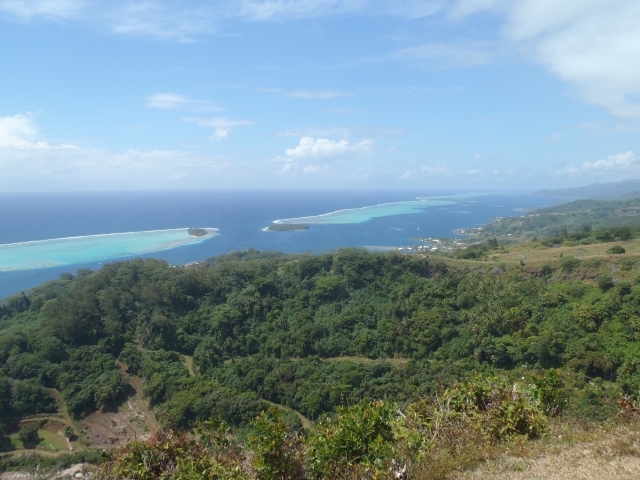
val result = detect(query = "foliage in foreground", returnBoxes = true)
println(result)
[95,371,563,479]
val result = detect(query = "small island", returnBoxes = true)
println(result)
[265,224,310,232]
[188,228,209,237]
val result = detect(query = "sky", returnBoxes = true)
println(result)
[1,0,640,191]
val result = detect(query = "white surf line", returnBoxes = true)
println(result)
[0,228,219,248]
[273,197,455,224]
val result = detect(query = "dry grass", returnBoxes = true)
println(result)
[322,356,411,368]
[439,237,640,286]
[482,237,640,266]
[456,418,640,480]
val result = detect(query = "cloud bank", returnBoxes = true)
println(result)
[0,114,229,190]
[554,151,640,177]
[0,114,74,149]
[285,137,373,160]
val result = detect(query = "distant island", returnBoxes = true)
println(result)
[266,224,310,232]
[188,228,209,237]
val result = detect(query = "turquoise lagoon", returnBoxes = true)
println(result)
[0,228,218,272]
[273,194,478,225]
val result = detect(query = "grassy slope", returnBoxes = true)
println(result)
[459,418,640,479]
[463,236,640,279]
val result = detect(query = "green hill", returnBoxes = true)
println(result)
[2,247,640,477]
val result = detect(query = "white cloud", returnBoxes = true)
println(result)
[0,113,235,189]
[285,137,373,160]
[146,93,221,111]
[232,0,442,22]
[110,2,214,41]
[146,93,190,109]
[453,0,640,118]
[0,146,232,190]
[278,136,374,176]
[184,117,253,140]
[0,114,74,149]
[554,151,640,176]
[211,128,231,140]
[0,0,84,20]
[0,114,38,148]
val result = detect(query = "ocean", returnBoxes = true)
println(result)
[0,190,564,299]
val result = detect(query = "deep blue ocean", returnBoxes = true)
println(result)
[0,190,564,299]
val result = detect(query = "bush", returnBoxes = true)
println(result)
[305,401,395,479]
[19,425,40,449]
[596,275,615,292]
[94,423,247,479]
[407,375,551,445]
[559,256,580,273]
[607,245,626,254]
[250,409,304,480]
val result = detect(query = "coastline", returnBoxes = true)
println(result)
[0,227,219,248]
[273,197,462,225]
[0,228,221,273]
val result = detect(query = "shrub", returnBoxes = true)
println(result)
[19,425,40,449]
[94,422,247,479]
[250,409,304,480]
[559,256,580,273]
[596,275,615,292]
[607,245,626,254]
[616,281,632,296]
[305,401,395,479]
[406,375,551,445]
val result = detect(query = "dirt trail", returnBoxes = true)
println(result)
[2,448,66,458]
[264,400,311,429]
[183,355,197,377]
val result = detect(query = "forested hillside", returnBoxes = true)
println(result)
[465,196,640,242]
[2,247,640,477]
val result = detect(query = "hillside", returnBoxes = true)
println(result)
[461,196,640,243]
[2,244,640,477]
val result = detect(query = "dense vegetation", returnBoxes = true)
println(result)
[188,228,209,237]
[94,372,567,479]
[468,196,640,241]
[2,246,640,476]
[265,224,310,232]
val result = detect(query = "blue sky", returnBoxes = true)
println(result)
[1,0,640,191]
